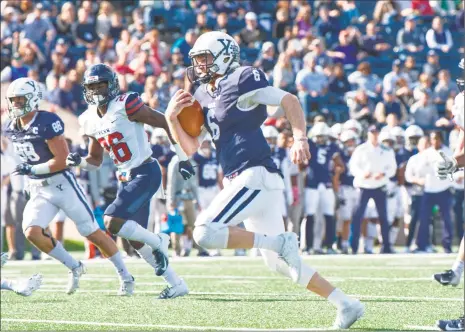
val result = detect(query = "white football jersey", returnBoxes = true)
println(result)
[79,92,152,172]
[452,93,464,130]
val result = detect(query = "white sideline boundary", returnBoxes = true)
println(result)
[0,318,331,331]
[404,325,438,331]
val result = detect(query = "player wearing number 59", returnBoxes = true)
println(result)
[2,77,135,296]
[67,64,190,299]
[164,31,364,328]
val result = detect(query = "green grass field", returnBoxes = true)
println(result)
[1,253,463,331]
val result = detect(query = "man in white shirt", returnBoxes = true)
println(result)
[415,131,453,253]
[349,125,397,253]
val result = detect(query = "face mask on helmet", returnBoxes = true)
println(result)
[343,139,356,152]
[7,95,32,119]
[313,135,327,145]
[408,136,420,148]
[187,52,219,84]
[382,139,394,149]
[83,81,111,106]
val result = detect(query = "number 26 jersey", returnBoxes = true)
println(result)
[79,92,152,173]
[3,111,66,179]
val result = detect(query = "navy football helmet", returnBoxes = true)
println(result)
[82,64,120,106]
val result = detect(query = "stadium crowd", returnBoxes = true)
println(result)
[0,0,464,259]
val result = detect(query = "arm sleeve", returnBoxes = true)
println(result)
[237,86,290,110]
[349,147,363,178]
[125,92,144,116]
[425,30,437,49]
[42,114,65,139]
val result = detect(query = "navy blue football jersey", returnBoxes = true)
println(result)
[3,111,66,179]
[151,144,175,168]
[340,148,354,186]
[194,66,279,178]
[193,150,219,188]
[271,147,287,170]
[390,147,412,182]
[306,140,340,188]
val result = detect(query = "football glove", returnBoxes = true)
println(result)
[66,153,82,167]
[435,151,457,180]
[178,160,195,180]
[13,163,33,175]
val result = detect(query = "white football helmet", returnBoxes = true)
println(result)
[151,128,169,145]
[330,123,343,139]
[343,119,362,137]
[379,131,394,145]
[405,124,424,138]
[262,125,279,139]
[340,130,358,143]
[309,122,330,145]
[390,126,405,138]
[187,31,240,84]
[6,77,42,119]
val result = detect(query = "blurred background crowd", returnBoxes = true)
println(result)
[0,0,463,259]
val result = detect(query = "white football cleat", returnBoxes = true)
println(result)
[66,261,86,295]
[16,274,43,296]
[277,232,301,283]
[158,279,189,299]
[153,233,170,276]
[118,276,135,296]
[333,300,365,329]
[1,252,8,267]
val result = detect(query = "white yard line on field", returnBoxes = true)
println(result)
[404,325,439,330]
[15,288,462,302]
[0,318,331,331]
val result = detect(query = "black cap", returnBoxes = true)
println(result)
[368,124,380,133]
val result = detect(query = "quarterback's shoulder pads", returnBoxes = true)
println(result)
[238,66,269,96]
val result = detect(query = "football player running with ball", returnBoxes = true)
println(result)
[66,64,195,299]
[165,31,364,329]
[433,59,464,331]
[3,77,133,295]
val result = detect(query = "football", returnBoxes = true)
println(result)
[177,98,204,137]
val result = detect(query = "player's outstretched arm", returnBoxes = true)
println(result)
[164,89,201,157]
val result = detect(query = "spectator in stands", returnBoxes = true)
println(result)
[404,56,420,82]
[294,5,312,39]
[109,12,124,41]
[272,7,291,39]
[48,76,77,114]
[395,77,415,109]
[129,43,157,77]
[19,40,46,73]
[327,29,359,66]
[239,12,266,48]
[373,0,400,25]
[1,7,21,46]
[171,29,199,67]
[429,0,459,16]
[359,21,391,58]
[424,51,442,79]
[456,6,464,31]
[54,2,76,41]
[337,0,360,29]
[413,73,434,101]
[215,12,230,34]
[74,7,99,49]
[128,70,146,95]
[296,54,328,117]
[0,52,28,83]
[348,89,375,123]
[96,34,117,63]
[22,3,55,47]
[141,75,159,104]
[410,0,435,16]
[425,16,453,53]
[81,0,98,24]
[96,1,113,38]
[167,48,186,74]
[374,90,404,124]
[382,59,410,94]
[254,42,276,77]
[328,62,351,102]
[410,91,438,127]
[67,69,86,114]
[156,67,172,111]
[84,48,101,68]
[434,70,458,104]
[195,12,212,35]
[115,30,136,62]
[314,5,340,45]
[309,38,333,68]
[348,62,382,97]
[273,53,296,92]
[130,20,146,41]
[396,15,425,53]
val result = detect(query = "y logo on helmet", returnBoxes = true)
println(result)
[25,81,36,91]
[217,39,232,56]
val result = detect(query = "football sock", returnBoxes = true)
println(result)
[137,245,181,287]
[342,240,349,250]
[108,252,132,281]
[389,227,399,246]
[162,266,182,287]
[327,288,353,308]
[452,260,464,278]
[305,215,315,250]
[253,233,284,253]
[117,220,161,250]
[48,241,80,270]
[1,279,14,291]
[364,237,374,252]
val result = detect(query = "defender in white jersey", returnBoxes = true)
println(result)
[66,64,194,299]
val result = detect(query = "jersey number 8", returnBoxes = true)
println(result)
[13,142,40,162]
[98,132,132,164]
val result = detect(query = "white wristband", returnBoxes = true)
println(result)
[173,144,188,161]
[79,159,99,171]
[31,163,51,175]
